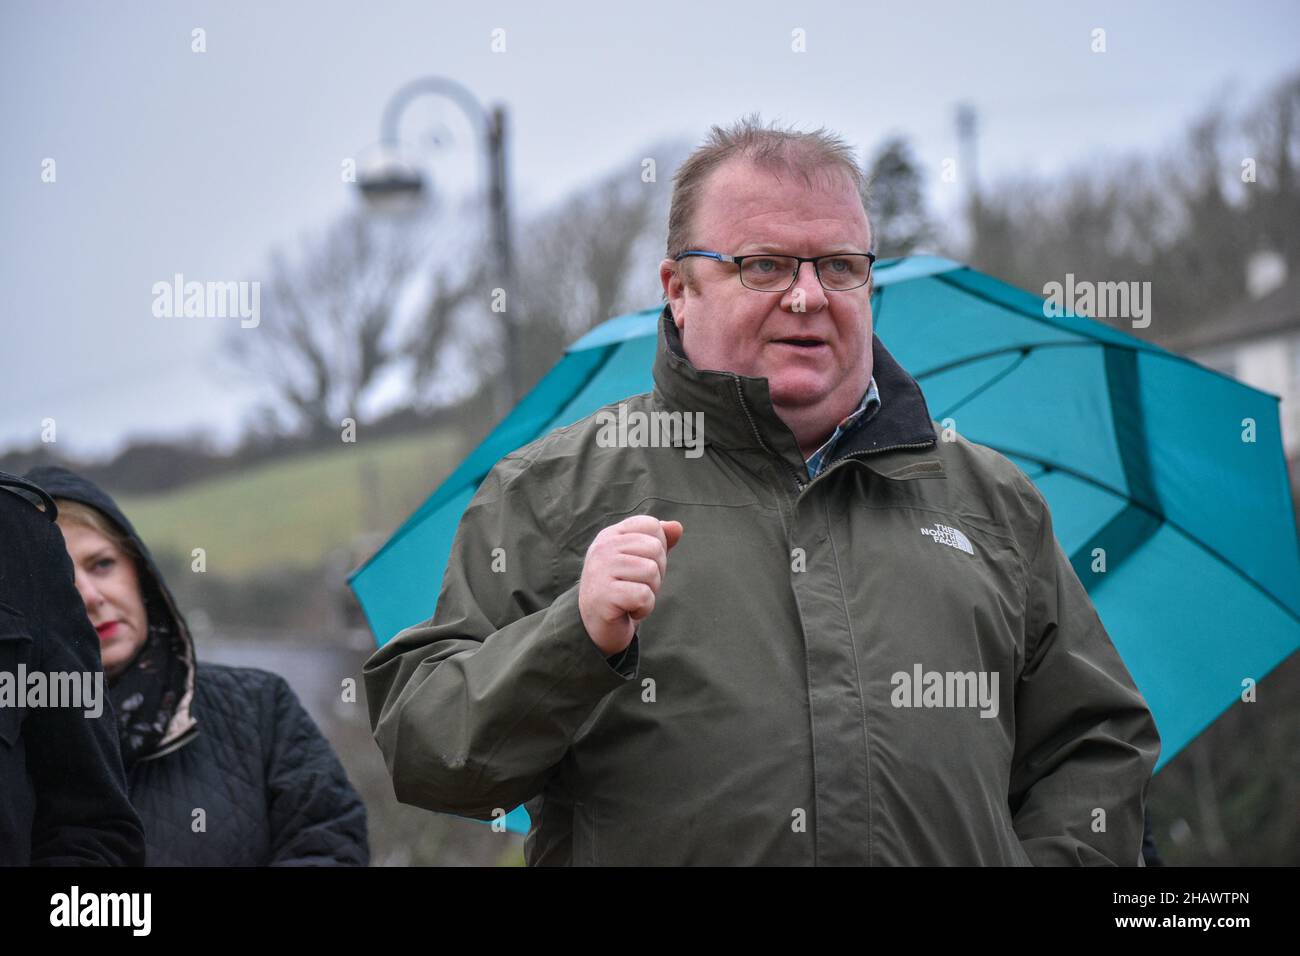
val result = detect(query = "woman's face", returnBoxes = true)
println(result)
[58,522,149,680]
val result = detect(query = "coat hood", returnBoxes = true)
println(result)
[652,304,941,485]
[22,465,198,766]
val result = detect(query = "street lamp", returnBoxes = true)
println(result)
[357,76,519,414]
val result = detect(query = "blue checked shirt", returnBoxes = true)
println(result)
[803,376,881,479]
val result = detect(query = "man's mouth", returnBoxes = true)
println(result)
[773,337,827,349]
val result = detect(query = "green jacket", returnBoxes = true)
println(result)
[364,307,1161,866]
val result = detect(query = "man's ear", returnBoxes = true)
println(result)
[659,258,681,299]
[660,258,689,330]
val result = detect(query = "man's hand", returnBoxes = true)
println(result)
[578,515,684,656]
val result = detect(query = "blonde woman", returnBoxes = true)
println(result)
[25,465,368,866]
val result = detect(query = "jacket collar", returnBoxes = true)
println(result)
[651,304,941,482]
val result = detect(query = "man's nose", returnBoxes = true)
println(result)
[782,260,828,312]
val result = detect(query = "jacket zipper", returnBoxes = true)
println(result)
[730,374,808,492]
[801,441,937,497]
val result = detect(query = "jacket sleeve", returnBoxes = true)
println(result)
[22,515,146,866]
[1007,485,1161,866]
[362,452,640,820]
[261,672,370,866]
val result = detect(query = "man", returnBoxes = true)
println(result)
[0,471,146,865]
[364,117,1161,865]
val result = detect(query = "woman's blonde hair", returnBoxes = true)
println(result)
[54,498,141,564]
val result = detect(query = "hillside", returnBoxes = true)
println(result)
[116,427,462,577]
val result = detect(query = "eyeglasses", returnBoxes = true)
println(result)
[673,249,876,292]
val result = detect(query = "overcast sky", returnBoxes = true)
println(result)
[3,0,1297,458]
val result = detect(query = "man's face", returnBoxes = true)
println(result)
[660,157,874,418]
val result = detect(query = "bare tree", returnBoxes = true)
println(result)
[226,206,483,440]
[961,100,1268,340]
[1162,108,1251,311]
[1243,70,1300,271]
[406,259,491,394]
[501,140,687,394]
[225,210,414,439]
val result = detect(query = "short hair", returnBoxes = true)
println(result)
[54,498,141,565]
[665,114,873,292]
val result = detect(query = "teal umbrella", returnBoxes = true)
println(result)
[350,254,1300,835]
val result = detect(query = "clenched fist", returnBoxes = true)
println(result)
[578,515,684,657]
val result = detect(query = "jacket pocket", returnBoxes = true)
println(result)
[0,602,34,748]
[572,801,598,866]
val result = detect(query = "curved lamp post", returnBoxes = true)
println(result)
[358,76,519,412]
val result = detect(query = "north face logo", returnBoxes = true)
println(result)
[920,522,974,555]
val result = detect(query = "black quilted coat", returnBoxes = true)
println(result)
[24,466,369,866]
[0,472,145,866]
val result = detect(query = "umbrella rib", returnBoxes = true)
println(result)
[914,339,1298,623]
[930,349,1031,423]
[971,441,1300,629]
[914,339,1096,380]
[929,270,1266,394]
[932,269,1140,343]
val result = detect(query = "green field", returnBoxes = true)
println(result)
[117,427,463,576]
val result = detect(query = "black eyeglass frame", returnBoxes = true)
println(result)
[672,249,877,292]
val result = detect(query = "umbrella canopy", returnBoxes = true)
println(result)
[350,255,1300,834]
